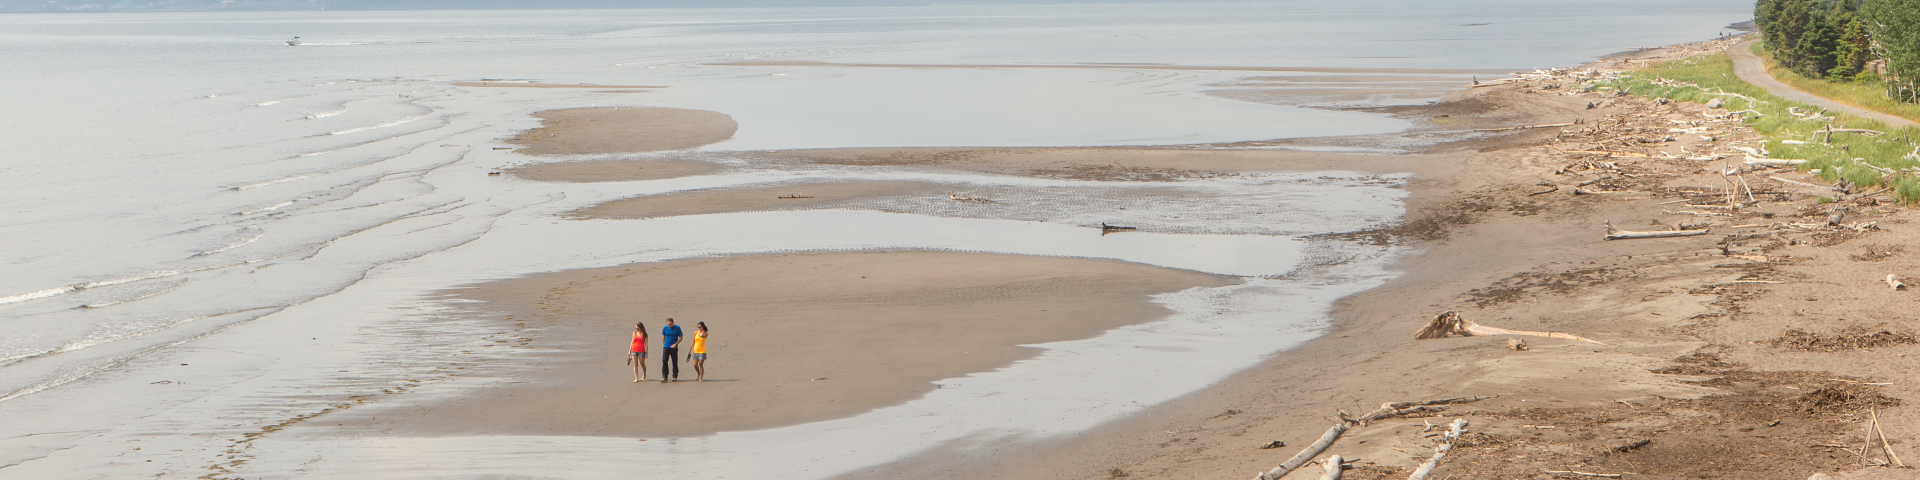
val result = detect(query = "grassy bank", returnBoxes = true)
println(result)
[1594,52,1920,202]
[1752,42,1920,124]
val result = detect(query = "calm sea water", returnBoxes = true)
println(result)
[1,3,1748,477]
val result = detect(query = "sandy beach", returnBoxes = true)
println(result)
[346,251,1231,437]
[838,39,1920,480]
[7,8,1799,480]
[478,38,1918,480]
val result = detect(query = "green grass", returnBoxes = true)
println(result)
[1753,42,1920,124]
[1592,53,1920,202]
[1896,176,1920,202]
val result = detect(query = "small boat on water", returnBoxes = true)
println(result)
[286,37,301,46]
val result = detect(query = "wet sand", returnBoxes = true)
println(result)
[841,38,1920,480]
[436,36,1920,479]
[526,146,1427,186]
[714,60,1511,75]
[354,251,1232,437]
[507,107,737,155]
[573,180,954,219]
[454,82,667,89]
[506,159,726,183]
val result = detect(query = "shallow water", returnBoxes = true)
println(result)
[0,3,1751,477]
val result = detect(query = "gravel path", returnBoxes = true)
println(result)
[1728,39,1919,130]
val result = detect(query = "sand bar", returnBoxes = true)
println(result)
[574,180,952,219]
[527,147,1427,186]
[506,159,726,183]
[353,251,1233,437]
[455,82,667,89]
[507,107,737,155]
[714,60,1512,75]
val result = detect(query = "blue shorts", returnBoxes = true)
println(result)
[630,351,647,359]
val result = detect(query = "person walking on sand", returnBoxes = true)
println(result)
[660,318,683,383]
[689,322,710,382]
[627,322,648,383]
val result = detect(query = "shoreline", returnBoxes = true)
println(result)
[1,9,1795,479]
[298,34,1918,480]
[843,36,1920,480]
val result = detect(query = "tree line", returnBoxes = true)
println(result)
[1755,0,1920,102]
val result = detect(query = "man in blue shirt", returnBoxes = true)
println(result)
[661,318,684,383]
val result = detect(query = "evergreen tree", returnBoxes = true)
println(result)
[1831,16,1869,79]
[1796,11,1842,77]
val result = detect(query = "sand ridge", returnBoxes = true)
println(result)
[572,180,955,219]
[348,251,1233,437]
[506,159,726,183]
[507,106,738,155]
[526,147,1428,186]
[455,82,668,89]
[713,60,1512,75]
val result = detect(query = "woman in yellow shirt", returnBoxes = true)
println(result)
[689,322,710,382]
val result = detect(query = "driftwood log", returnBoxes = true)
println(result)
[1417,311,1607,345]
[1474,122,1574,132]
[1544,471,1623,478]
[1255,423,1348,480]
[1604,221,1708,240]
[1252,397,1491,480]
[1352,396,1493,425]
[1406,419,1468,480]
[1771,175,1845,192]
[1822,128,1885,137]
[1317,455,1344,480]
[1745,157,1806,167]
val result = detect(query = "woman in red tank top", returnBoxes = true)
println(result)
[628,322,648,383]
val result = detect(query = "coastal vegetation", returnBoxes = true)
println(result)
[1598,52,1920,201]
[1757,43,1920,122]
[1754,0,1920,103]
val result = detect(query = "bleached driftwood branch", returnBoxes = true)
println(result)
[1745,157,1806,167]
[1252,397,1492,480]
[1353,397,1494,426]
[1770,175,1845,192]
[1406,419,1468,480]
[1317,455,1344,480]
[1474,122,1575,132]
[1255,423,1349,480]
[1544,471,1623,478]
[1417,311,1607,345]
[1604,221,1707,240]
